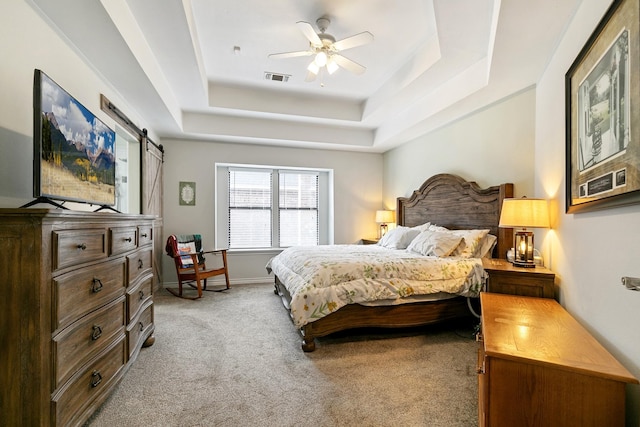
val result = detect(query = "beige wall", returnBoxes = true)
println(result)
[384,88,536,205]
[536,0,640,423]
[161,138,383,284]
[0,1,150,210]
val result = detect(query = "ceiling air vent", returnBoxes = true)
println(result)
[264,72,290,82]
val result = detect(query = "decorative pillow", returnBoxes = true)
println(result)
[448,229,490,258]
[411,222,431,232]
[406,230,463,257]
[428,224,449,232]
[476,234,498,258]
[377,226,420,249]
[177,241,197,267]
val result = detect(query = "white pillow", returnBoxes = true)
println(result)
[406,230,463,257]
[428,224,449,232]
[448,229,490,258]
[377,226,420,249]
[476,234,498,258]
[412,222,431,232]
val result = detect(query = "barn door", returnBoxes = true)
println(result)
[141,130,164,290]
[101,96,165,291]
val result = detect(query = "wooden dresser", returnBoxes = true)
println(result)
[0,209,156,426]
[478,292,638,427]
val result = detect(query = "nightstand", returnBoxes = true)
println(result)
[481,258,555,299]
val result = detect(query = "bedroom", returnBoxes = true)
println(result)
[0,0,639,425]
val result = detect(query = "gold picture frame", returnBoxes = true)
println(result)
[565,0,640,213]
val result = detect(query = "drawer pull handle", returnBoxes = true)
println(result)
[138,259,144,269]
[90,370,102,388]
[91,325,103,340]
[141,233,148,238]
[77,243,87,250]
[139,290,145,300]
[124,237,132,242]
[139,321,144,332]
[91,278,103,293]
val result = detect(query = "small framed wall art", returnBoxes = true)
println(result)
[179,181,196,206]
[565,0,640,213]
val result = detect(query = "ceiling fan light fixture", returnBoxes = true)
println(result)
[314,51,328,67]
[326,57,339,74]
[307,61,320,75]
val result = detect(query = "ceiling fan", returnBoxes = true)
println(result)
[268,16,374,82]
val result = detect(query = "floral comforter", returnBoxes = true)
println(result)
[266,245,487,328]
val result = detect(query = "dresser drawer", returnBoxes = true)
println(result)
[53,228,107,271]
[128,247,153,285]
[127,301,154,360]
[53,296,125,389]
[52,335,126,427]
[110,226,138,256]
[138,224,153,246]
[53,257,126,332]
[127,275,153,323]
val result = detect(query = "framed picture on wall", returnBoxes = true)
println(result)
[179,181,196,206]
[565,0,640,213]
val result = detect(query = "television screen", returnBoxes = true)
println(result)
[33,69,116,207]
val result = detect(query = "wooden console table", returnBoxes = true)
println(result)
[478,292,637,426]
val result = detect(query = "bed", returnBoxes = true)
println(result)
[268,173,514,351]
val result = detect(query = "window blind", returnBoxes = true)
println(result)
[279,171,319,247]
[228,169,272,248]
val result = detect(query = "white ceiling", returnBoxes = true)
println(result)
[29,0,580,152]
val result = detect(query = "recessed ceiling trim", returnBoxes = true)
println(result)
[100,0,183,129]
[183,111,374,146]
[209,83,363,122]
[374,57,490,147]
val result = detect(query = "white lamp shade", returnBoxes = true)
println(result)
[499,198,550,228]
[307,61,320,75]
[314,51,328,67]
[326,57,339,74]
[375,210,395,224]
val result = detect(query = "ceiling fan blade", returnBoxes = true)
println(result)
[268,50,313,59]
[332,54,366,74]
[304,70,317,82]
[296,21,322,47]
[333,31,373,51]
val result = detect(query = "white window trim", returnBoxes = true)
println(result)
[215,163,334,251]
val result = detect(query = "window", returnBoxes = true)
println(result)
[278,171,318,247]
[228,169,272,248]
[216,164,333,250]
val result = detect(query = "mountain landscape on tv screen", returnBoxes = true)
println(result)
[40,110,116,204]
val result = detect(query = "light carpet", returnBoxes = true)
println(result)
[86,283,479,427]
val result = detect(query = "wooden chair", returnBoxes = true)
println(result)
[165,234,230,299]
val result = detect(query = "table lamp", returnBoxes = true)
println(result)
[375,210,395,238]
[498,197,549,268]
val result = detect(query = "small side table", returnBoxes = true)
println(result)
[482,258,555,299]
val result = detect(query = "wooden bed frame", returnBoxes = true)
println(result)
[274,173,514,351]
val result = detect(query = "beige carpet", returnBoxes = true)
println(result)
[86,283,479,427]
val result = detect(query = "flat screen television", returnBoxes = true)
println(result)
[31,69,116,208]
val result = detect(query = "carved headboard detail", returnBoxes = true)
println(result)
[396,174,514,259]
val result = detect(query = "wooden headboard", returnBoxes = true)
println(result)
[396,174,514,259]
